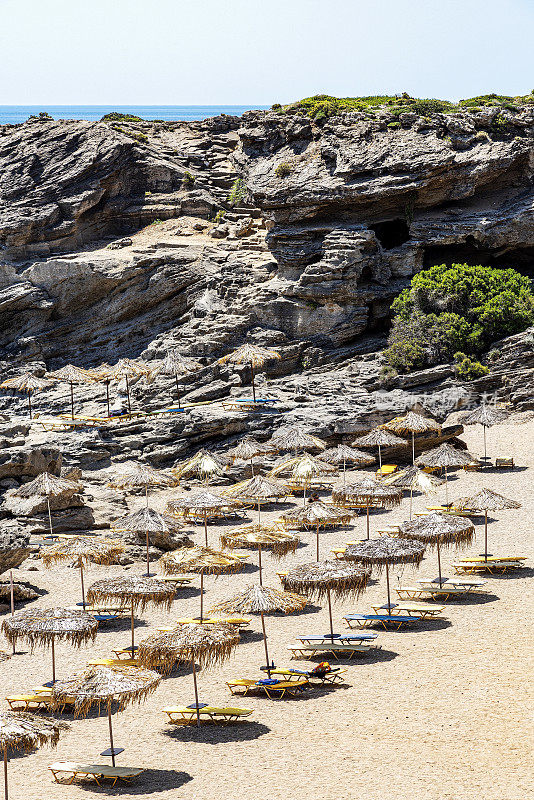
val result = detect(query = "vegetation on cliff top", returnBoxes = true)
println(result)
[384,263,534,377]
[275,92,534,121]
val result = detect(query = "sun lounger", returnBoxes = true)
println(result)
[396,584,484,600]
[495,457,514,469]
[222,398,278,413]
[371,602,445,618]
[48,762,144,786]
[343,614,422,630]
[288,640,377,659]
[155,576,192,586]
[375,464,398,478]
[111,646,138,658]
[175,616,250,627]
[452,557,526,574]
[330,541,361,558]
[266,667,348,685]
[296,633,377,644]
[87,658,139,667]
[226,678,309,698]
[6,693,75,711]
[424,506,474,517]
[163,706,253,725]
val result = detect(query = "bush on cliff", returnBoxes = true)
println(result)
[384,263,534,373]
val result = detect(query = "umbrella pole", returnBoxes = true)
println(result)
[343,458,346,487]
[199,571,204,622]
[484,510,488,561]
[303,485,306,507]
[80,563,86,609]
[250,361,256,404]
[257,500,261,525]
[51,635,56,684]
[251,456,254,477]
[444,467,448,505]
[409,487,413,521]
[9,571,15,655]
[412,432,415,465]
[174,369,181,409]
[47,496,53,538]
[145,529,151,577]
[366,503,370,539]
[126,375,131,414]
[483,426,487,461]
[260,611,271,676]
[378,444,382,472]
[386,563,392,615]
[28,391,32,419]
[192,659,201,727]
[204,515,208,547]
[327,589,335,640]
[316,523,320,561]
[130,601,135,652]
[70,382,74,420]
[258,546,263,587]
[105,381,110,418]
[437,538,443,587]
[3,748,8,800]
[108,706,116,767]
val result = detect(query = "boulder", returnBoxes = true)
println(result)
[0,444,62,480]
[0,527,32,575]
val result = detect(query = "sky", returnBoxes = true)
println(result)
[1,0,533,105]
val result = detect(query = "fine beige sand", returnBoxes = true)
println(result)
[3,416,533,800]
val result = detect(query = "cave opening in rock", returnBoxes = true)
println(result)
[369,218,411,250]
[423,240,534,279]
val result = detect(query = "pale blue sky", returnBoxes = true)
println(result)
[1,0,532,105]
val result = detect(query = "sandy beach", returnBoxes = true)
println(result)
[2,416,533,800]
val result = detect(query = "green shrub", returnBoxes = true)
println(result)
[387,122,401,129]
[213,209,226,224]
[182,171,195,188]
[386,263,533,373]
[275,162,292,178]
[28,111,53,121]
[101,112,144,122]
[410,98,455,115]
[227,178,247,206]
[453,352,489,381]
[378,364,399,387]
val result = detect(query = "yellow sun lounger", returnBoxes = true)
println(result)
[49,762,144,786]
[163,706,253,725]
[226,678,309,698]
[371,602,445,618]
[87,658,139,667]
[375,464,398,478]
[267,668,348,685]
[5,693,75,711]
[175,617,251,627]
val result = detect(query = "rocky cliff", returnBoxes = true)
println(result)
[0,105,533,423]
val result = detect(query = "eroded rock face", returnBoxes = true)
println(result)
[0,527,31,575]
[0,443,62,479]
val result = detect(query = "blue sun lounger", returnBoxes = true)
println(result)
[344,614,422,630]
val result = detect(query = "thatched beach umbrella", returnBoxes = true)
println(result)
[103,359,152,414]
[321,445,375,485]
[156,350,201,408]
[220,524,299,583]
[383,465,444,519]
[352,428,406,471]
[270,453,335,504]
[165,490,239,546]
[47,364,96,420]
[172,450,226,485]
[2,608,98,684]
[220,475,290,525]
[108,461,170,506]
[51,665,160,765]
[281,561,370,640]
[13,472,81,538]
[398,512,475,585]
[416,443,473,504]
[461,404,508,461]
[87,577,175,653]
[0,712,68,800]
[454,489,521,560]
[218,343,280,403]
[41,536,125,609]
[111,506,182,577]
[343,537,426,613]
[269,425,326,455]
[159,546,245,622]
[137,622,239,726]
[382,411,441,464]
[85,363,113,416]
[0,373,51,419]
[332,477,402,539]
[278,501,352,560]
[228,436,275,476]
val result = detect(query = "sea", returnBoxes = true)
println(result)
[0,105,269,125]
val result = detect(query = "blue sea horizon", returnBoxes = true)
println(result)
[0,105,269,124]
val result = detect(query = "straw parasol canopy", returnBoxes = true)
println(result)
[278,501,352,560]
[0,373,51,418]
[165,490,239,546]
[398,512,474,585]
[269,425,326,454]
[111,505,183,577]
[416,443,473,503]
[228,436,275,471]
[454,489,521,560]
[108,461,170,497]
[218,343,280,403]
[2,608,98,684]
[101,359,152,413]
[172,450,226,485]
[137,622,239,726]
[220,475,290,504]
[343,537,426,613]
[159,545,246,622]
[0,711,68,797]
[41,536,125,608]
[220,525,299,582]
[210,584,308,616]
[13,472,81,538]
[461,404,508,460]
[352,428,406,470]
[87,577,175,652]
[269,454,335,503]
[281,560,370,639]
[382,411,441,463]
[46,364,96,419]
[383,465,444,519]
[321,445,375,485]
[156,350,201,407]
[332,477,402,539]
[51,665,161,766]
